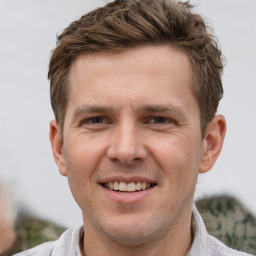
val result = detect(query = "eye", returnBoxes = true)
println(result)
[82,116,106,124]
[148,116,173,124]
[88,117,104,123]
[151,117,167,123]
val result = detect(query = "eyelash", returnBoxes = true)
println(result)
[82,116,109,124]
[147,116,174,124]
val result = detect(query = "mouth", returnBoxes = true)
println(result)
[101,181,157,193]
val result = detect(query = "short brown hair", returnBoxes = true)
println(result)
[48,0,224,136]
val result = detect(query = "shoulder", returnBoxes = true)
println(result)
[13,241,55,256]
[208,235,254,256]
[13,226,82,256]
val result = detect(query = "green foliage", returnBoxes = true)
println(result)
[196,196,256,255]
[2,212,66,255]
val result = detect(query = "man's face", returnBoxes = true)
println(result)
[52,45,209,245]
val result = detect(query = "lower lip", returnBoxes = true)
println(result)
[100,185,155,204]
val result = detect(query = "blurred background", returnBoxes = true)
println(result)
[0,0,255,233]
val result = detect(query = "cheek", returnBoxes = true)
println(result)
[65,135,106,173]
[63,139,104,198]
[150,134,202,181]
[64,148,96,211]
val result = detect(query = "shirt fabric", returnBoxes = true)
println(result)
[14,206,253,256]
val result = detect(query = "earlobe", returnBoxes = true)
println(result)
[49,120,67,176]
[199,115,226,173]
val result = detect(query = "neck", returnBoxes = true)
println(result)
[81,209,193,256]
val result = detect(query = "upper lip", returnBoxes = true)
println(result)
[98,175,158,184]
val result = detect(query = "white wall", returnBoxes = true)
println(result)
[0,0,255,227]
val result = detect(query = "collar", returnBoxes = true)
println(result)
[186,204,209,256]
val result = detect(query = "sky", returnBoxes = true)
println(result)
[0,0,255,227]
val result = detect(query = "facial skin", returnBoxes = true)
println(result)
[50,45,226,256]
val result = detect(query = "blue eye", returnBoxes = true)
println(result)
[82,117,105,124]
[80,116,110,130]
[152,117,167,123]
[89,117,104,123]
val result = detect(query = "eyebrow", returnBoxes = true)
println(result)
[72,105,113,122]
[72,103,186,123]
[140,104,181,113]
[139,104,186,119]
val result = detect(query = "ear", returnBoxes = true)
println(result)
[49,120,67,176]
[199,115,226,173]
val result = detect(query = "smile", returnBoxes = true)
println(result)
[102,181,156,192]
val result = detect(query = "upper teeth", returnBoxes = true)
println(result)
[104,181,151,192]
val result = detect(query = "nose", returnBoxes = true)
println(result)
[106,122,147,165]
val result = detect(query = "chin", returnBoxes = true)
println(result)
[95,214,170,246]
[105,227,155,246]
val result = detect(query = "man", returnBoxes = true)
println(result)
[15,0,252,255]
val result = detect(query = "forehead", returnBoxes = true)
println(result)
[67,45,196,113]
[69,45,194,92]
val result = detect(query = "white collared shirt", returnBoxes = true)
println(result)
[14,206,253,256]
